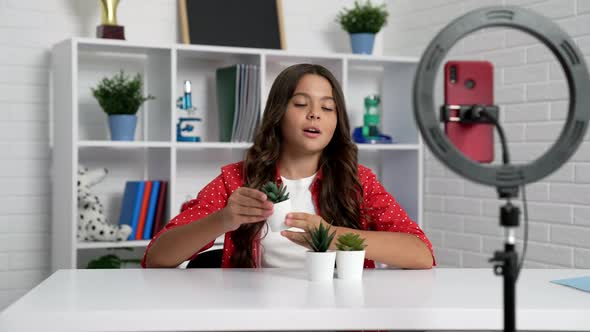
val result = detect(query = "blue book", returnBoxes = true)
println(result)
[142,181,161,240]
[118,181,140,233]
[117,181,145,240]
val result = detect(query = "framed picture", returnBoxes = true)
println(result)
[179,0,286,50]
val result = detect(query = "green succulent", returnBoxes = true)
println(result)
[261,181,290,203]
[304,223,336,253]
[336,233,367,251]
[336,0,389,34]
[91,70,155,115]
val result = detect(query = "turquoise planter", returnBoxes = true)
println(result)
[108,115,137,141]
[350,33,375,54]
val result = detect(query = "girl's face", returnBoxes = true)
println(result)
[280,74,338,155]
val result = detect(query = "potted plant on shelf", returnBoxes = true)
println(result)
[304,223,337,282]
[335,232,367,280]
[261,181,291,232]
[86,254,141,269]
[336,0,389,55]
[91,70,155,141]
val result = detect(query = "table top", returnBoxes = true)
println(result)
[1,268,589,331]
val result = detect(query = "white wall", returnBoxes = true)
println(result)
[0,0,387,311]
[385,0,590,268]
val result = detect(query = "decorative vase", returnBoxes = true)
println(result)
[108,114,137,141]
[306,251,336,282]
[267,199,291,232]
[336,250,366,280]
[350,33,375,54]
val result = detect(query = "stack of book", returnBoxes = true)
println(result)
[118,180,168,240]
[216,64,261,142]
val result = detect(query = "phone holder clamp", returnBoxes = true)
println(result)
[440,104,499,124]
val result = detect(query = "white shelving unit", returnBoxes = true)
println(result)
[51,37,423,271]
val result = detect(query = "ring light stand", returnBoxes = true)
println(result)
[413,6,590,332]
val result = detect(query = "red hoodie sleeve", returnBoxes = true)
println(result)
[141,173,229,268]
[360,167,436,266]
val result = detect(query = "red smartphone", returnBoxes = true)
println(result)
[444,60,494,163]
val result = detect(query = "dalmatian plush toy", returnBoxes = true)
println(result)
[77,165,132,242]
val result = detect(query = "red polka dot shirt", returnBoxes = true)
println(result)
[142,161,435,268]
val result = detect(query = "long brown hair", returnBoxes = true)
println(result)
[231,64,363,268]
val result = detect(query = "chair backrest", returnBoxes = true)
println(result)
[180,197,223,268]
[186,248,223,268]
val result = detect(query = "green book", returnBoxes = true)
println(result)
[216,65,239,142]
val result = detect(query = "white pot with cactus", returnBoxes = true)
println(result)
[261,181,291,232]
[336,233,367,280]
[304,223,337,282]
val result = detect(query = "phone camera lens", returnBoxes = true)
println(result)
[450,66,457,83]
[465,79,475,89]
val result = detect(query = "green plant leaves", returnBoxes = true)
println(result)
[260,181,290,203]
[336,232,367,251]
[86,254,141,269]
[336,0,389,34]
[305,223,336,252]
[91,70,155,115]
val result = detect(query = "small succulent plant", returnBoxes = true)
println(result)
[336,233,367,251]
[304,223,337,253]
[261,181,290,204]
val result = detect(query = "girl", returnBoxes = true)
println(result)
[143,64,435,269]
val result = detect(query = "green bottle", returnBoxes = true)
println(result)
[363,95,380,138]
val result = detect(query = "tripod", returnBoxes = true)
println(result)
[490,186,521,332]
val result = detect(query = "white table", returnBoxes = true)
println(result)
[1,268,589,331]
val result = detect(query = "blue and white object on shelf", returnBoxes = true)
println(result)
[176,80,202,142]
[353,127,393,144]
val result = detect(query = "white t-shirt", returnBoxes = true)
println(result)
[261,173,317,268]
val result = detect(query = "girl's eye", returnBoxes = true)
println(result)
[294,103,307,108]
[322,107,334,111]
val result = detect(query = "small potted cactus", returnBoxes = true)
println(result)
[335,233,367,280]
[304,223,337,282]
[261,181,291,232]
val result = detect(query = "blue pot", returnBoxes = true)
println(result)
[350,33,375,54]
[108,115,137,141]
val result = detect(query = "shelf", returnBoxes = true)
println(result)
[77,240,151,249]
[52,37,423,272]
[72,38,420,64]
[175,142,252,149]
[78,141,171,148]
[357,143,420,151]
[76,141,418,151]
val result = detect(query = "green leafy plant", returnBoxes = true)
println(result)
[261,181,290,203]
[304,223,336,253]
[91,70,155,115]
[336,232,367,251]
[86,253,141,269]
[336,0,389,34]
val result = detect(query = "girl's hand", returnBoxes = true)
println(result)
[221,187,274,232]
[281,213,340,249]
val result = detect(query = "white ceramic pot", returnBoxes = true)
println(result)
[267,199,291,232]
[305,251,336,282]
[336,250,366,280]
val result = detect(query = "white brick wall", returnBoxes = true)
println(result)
[385,0,590,268]
[0,0,383,311]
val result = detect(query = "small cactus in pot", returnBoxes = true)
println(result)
[261,181,291,232]
[335,232,367,280]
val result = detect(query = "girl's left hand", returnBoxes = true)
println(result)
[281,213,339,249]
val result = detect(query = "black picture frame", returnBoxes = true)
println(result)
[179,0,286,49]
